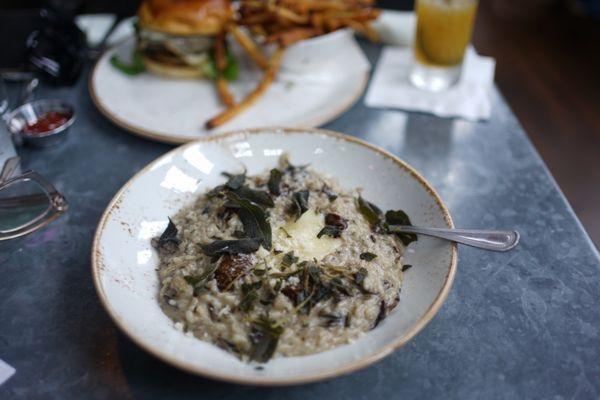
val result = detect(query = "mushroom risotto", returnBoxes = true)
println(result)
[152,155,417,362]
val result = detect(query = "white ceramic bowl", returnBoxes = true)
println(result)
[92,128,457,385]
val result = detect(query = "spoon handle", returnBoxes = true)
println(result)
[389,226,520,252]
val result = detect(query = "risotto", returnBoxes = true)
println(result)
[152,155,417,362]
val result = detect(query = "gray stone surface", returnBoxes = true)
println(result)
[1,40,599,400]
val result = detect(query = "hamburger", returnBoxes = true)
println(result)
[136,0,234,79]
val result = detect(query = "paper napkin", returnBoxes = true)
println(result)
[75,14,116,47]
[0,358,15,386]
[365,46,496,121]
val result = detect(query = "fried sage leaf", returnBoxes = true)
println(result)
[199,238,261,256]
[209,172,274,209]
[329,276,353,296]
[289,190,309,220]
[260,279,281,306]
[281,251,299,269]
[385,209,412,225]
[360,252,377,261]
[155,218,180,249]
[321,184,338,202]
[307,264,321,282]
[268,168,283,196]
[402,264,413,272]
[317,225,343,238]
[356,196,383,230]
[207,172,245,197]
[222,172,246,190]
[385,210,418,246]
[184,275,201,286]
[239,281,262,312]
[235,186,274,208]
[226,192,272,250]
[354,267,368,286]
[249,317,283,362]
[373,299,387,329]
[284,160,308,179]
[319,312,347,328]
[313,282,333,304]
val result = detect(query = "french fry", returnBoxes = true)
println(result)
[324,18,344,31]
[227,24,269,70]
[286,1,347,12]
[320,8,380,22]
[206,47,285,129]
[214,31,228,71]
[310,12,324,29]
[210,0,381,127]
[249,24,267,37]
[274,6,310,24]
[214,32,235,106]
[216,77,235,107]
[265,27,322,46]
[238,12,272,25]
[236,0,381,44]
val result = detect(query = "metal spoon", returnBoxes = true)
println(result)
[388,226,520,252]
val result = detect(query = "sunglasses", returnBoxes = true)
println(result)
[0,157,68,240]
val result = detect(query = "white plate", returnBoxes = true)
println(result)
[92,128,457,385]
[89,34,369,144]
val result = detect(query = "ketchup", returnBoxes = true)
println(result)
[24,111,70,135]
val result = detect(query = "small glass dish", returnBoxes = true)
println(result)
[5,99,75,147]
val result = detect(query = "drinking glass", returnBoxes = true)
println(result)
[410,0,479,91]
